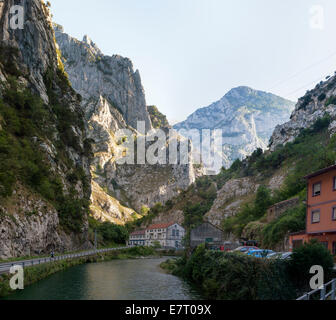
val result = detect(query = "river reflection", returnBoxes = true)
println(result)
[6,257,200,300]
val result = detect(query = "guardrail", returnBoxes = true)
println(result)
[0,247,127,274]
[297,279,336,300]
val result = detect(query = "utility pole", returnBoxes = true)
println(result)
[94,229,97,251]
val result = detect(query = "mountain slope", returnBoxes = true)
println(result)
[0,0,92,258]
[54,25,203,224]
[174,86,295,169]
[270,75,336,150]
[149,75,336,251]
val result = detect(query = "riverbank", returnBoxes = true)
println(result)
[161,242,335,300]
[0,246,174,298]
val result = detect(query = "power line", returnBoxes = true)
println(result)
[268,50,336,91]
[284,68,336,99]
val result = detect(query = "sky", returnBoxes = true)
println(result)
[49,0,336,123]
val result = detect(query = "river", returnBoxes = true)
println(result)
[6,257,200,300]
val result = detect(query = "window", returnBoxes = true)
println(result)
[312,210,320,223]
[313,183,321,197]
[172,229,175,236]
[333,207,336,221]
[176,230,179,237]
[333,242,336,255]
[334,177,336,191]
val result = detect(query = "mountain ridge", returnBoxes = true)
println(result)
[174,86,295,169]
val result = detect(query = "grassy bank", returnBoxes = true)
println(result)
[162,242,335,300]
[0,246,158,298]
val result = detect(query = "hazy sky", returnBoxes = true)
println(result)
[49,0,336,123]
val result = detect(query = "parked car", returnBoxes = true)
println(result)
[266,252,282,259]
[266,252,293,260]
[266,252,283,259]
[248,249,274,258]
[280,252,292,260]
[233,246,259,253]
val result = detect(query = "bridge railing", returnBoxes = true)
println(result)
[297,279,336,300]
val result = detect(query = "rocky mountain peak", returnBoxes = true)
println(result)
[54,25,152,131]
[174,87,295,169]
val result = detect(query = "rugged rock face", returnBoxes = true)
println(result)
[0,0,92,258]
[174,86,295,169]
[55,25,202,223]
[0,185,86,258]
[205,177,259,227]
[270,74,336,150]
[205,170,287,230]
[54,24,152,131]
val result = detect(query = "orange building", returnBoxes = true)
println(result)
[289,165,336,254]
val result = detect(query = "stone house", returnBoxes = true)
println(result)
[267,197,300,223]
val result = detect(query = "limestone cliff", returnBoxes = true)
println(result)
[54,25,201,223]
[270,74,336,150]
[0,0,92,258]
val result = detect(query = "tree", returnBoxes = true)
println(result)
[287,240,334,292]
[254,185,272,217]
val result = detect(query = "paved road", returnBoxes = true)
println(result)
[0,247,127,274]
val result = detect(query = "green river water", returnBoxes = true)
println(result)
[5,257,200,300]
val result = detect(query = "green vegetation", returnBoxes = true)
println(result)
[0,51,91,233]
[160,258,179,274]
[147,105,170,129]
[183,177,217,230]
[131,202,164,228]
[88,217,129,246]
[222,185,272,237]
[288,239,334,292]
[218,115,336,247]
[262,204,306,248]
[325,96,336,107]
[170,241,334,300]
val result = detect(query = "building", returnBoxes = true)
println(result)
[267,197,300,223]
[145,222,185,249]
[190,221,225,248]
[128,222,185,249]
[128,230,146,246]
[289,165,336,254]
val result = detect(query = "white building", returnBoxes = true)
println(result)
[128,222,185,249]
[128,230,146,246]
[145,222,185,249]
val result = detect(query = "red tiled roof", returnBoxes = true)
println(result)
[130,230,146,236]
[147,222,175,230]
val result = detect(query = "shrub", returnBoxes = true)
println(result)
[318,93,326,101]
[262,204,306,248]
[287,240,334,292]
[176,244,296,300]
[325,96,336,107]
[97,221,129,244]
